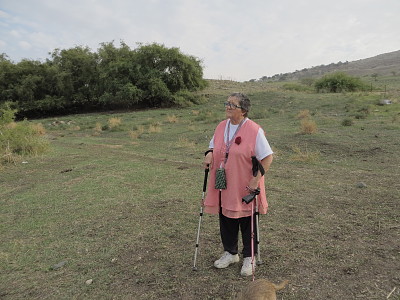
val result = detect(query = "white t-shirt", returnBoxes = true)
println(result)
[208,118,273,161]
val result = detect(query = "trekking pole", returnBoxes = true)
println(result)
[251,199,255,281]
[192,165,209,271]
[255,195,263,266]
[250,156,265,266]
[242,188,260,281]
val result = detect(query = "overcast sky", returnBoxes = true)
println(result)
[1,0,399,81]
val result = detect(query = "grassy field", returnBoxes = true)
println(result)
[1,78,399,299]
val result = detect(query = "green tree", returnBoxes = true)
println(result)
[0,54,15,104]
[133,43,207,106]
[97,42,143,108]
[49,46,99,108]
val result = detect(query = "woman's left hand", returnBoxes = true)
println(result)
[247,177,259,192]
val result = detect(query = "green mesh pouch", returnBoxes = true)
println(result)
[215,168,227,189]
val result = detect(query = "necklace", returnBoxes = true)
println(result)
[224,118,245,163]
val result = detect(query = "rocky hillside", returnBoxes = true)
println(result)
[259,49,400,81]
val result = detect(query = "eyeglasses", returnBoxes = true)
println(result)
[224,102,242,109]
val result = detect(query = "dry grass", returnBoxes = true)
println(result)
[108,117,122,129]
[129,130,140,140]
[300,118,317,134]
[4,122,17,130]
[129,125,145,140]
[148,123,162,133]
[177,136,196,149]
[30,123,46,135]
[70,125,81,131]
[296,109,311,119]
[187,124,196,131]
[1,141,18,165]
[289,144,320,162]
[166,115,179,123]
[93,122,103,135]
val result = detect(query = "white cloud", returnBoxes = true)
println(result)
[10,29,21,38]
[18,41,32,50]
[0,9,11,21]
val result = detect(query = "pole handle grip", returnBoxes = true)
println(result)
[203,164,209,192]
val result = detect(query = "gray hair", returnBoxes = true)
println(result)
[229,92,251,117]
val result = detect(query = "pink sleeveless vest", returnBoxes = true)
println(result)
[204,119,268,217]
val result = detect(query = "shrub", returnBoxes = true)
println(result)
[108,117,122,129]
[1,118,49,166]
[296,109,311,119]
[93,122,103,135]
[148,122,162,133]
[30,123,46,135]
[300,118,317,134]
[166,115,179,123]
[315,72,368,93]
[0,102,17,126]
[171,90,206,107]
[341,118,354,126]
[129,126,145,140]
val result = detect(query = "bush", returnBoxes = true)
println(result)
[108,117,122,130]
[0,102,17,125]
[296,109,311,119]
[315,72,368,93]
[341,118,354,126]
[0,105,49,166]
[171,90,206,107]
[300,118,317,134]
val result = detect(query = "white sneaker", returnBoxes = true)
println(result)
[214,251,239,269]
[240,257,255,276]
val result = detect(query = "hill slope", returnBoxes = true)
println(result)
[261,49,400,81]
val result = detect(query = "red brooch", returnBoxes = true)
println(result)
[235,136,241,145]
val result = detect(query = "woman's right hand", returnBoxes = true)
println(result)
[203,151,213,169]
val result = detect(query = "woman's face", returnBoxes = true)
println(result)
[225,96,244,123]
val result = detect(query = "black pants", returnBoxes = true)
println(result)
[219,212,258,258]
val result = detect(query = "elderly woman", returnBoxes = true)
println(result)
[203,92,273,276]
